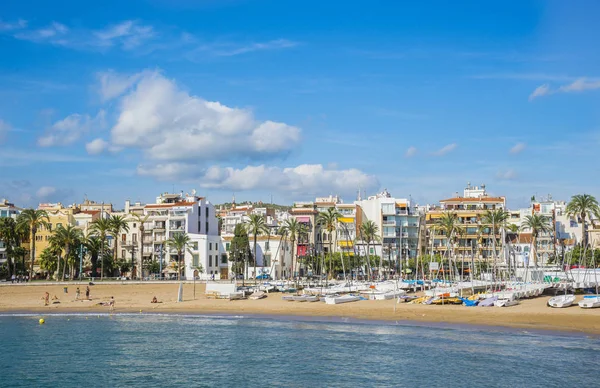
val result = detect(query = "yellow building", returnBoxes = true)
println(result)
[33,203,77,273]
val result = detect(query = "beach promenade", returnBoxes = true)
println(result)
[1,282,599,335]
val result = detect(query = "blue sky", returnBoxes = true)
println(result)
[1,0,599,209]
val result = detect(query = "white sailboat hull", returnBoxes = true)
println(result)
[548,294,575,308]
[324,295,360,305]
[494,298,519,307]
[578,296,600,309]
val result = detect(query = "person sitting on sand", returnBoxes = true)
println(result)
[151,296,158,303]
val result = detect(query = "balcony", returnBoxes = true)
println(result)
[395,210,408,216]
[169,224,186,231]
[382,220,396,226]
[154,222,166,230]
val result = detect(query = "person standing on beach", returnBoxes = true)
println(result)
[44,292,49,306]
[76,287,81,300]
[85,286,90,300]
[109,297,115,312]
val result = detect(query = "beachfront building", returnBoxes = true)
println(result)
[115,191,219,279]
[0,199,20,265]
[32,203,78,275]
[355,189,425,263]
[425,183,506,264]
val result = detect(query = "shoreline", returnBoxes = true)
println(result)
[1,283,599,336]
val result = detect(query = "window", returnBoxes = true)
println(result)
[221,254,227,264]
[121,249,126,258]
[205,221,209,233]
[209,242,212,250]
[264,254,271,267]
[47,224,52,232]
[191,242,198,250]
[192,254,199,267]
[133,223,137,228]
[132,233,137,243]
[265,241,270,251]
[226,242,230,251]
[208,255,212,267]
[122,234,126,242]
[205,207,208,218]
[57,223,62,228]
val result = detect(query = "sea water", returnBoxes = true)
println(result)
[0,314,598,387]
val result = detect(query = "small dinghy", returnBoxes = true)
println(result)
[548,294,576,308]
[324,294,360,305]
[477,296,498,307]
[578,295,600,309]
[249,291,267,300]
[494,298,519,307]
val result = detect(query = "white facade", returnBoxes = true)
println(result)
[0,199,20,264]
[183,233,225,280]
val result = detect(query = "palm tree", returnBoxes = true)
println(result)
[109,215,130,277]
[566,194,600,247]
[83,234,105,278]
[16,209,49,278]
[520,214,552,268]
[245,214,269,282]
[166,233,191,281]
[435,212,463,280]
[360,220,380,280]
[50,224,83,281]
[317,207,342,279]
[130,213,150,279]
[279,218,307,280]
[481,209,509,263]
[0,218,19,277]
[90,217,112,279]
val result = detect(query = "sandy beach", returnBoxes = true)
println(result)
[1,282,599,335]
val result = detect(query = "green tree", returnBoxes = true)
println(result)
[0,217,19,277]
[279,218,308,280]
[245,214,269,280]
[566,194,599,247]
[109,215,130,276]
[317,207,342,279]
[39,246,59,275]
[83,234,105,278]
[90,218,112,279]
[360,220,380,280]
[229,223,252,283]
[130,213,150,279]
[16,209,49,277]
[50,224,83,281]
[166,233,191,280]
[520,214,552,267]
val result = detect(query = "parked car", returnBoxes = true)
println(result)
[255,274,271,280]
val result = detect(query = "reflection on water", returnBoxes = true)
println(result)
[0,314,598,387]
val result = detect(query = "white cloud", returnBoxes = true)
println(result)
[405,146,417,158]
[0,119,10,142]
[38,110,105,147]
[191,38,298,57]
[138,163,379,196]
[558,78,600,93]
[14,21,68,42]
[529,84,551,101]
[35,186,73,203]
[529,78,600,100]
[432,143,457,156]
[96,70,146,102]
[36,186,57,198]
[109,71,301,161]
[0,18,27,31]
[85,138,110,155]
[496,169,518,181]
[94,20,154,50]
[509,142,526,154]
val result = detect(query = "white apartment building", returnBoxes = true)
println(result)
[355,189,424,262]
[115,191,219,279]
